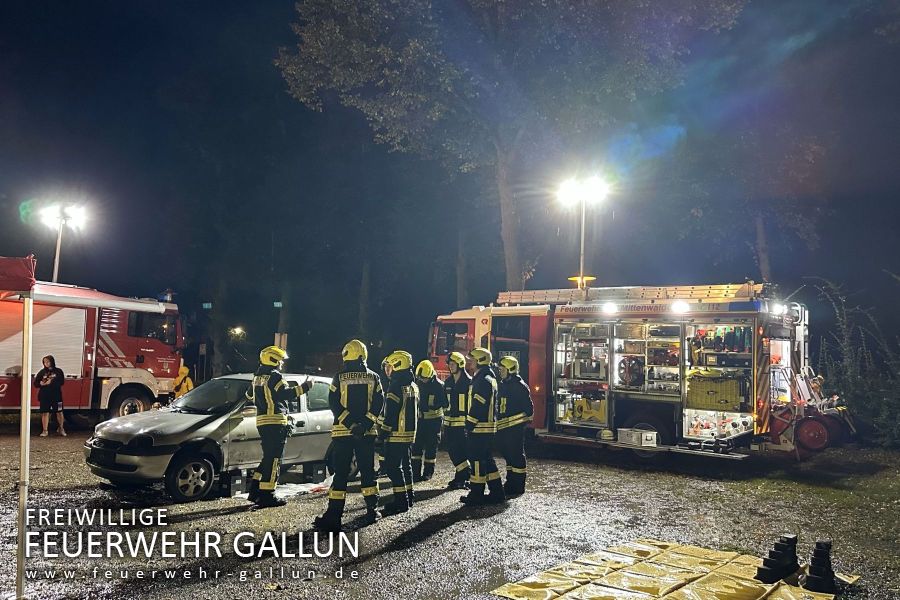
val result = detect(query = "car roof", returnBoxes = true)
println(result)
[215,372,332,384]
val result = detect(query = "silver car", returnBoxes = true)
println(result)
[84,373,338,502]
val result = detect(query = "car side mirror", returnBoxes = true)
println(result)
[241,406,257,418]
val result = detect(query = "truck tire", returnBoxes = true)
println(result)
[108,386,152,418]
[621,413,673,461]
[164,454,215,503]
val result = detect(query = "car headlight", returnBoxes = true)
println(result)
[125,435,155,451]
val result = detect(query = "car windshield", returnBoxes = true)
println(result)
[171,378,248,415]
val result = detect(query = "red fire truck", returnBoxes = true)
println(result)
[429,283,845,459]
[0,281,184,417]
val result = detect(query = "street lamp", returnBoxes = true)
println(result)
[557,176,610,290]
[40,205,87,283]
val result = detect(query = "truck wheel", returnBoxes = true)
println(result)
[796,417,830,452]
[817,414,846,446]
[109,387,152,418]
[165,454,215,503]
[621,414,673,460]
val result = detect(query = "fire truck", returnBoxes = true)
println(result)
[429,283,847,460]
[0,281,184,417]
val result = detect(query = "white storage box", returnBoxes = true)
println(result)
[616,428,658,446]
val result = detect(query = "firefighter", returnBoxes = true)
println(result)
[461,347,506,505]
[379,350,418,516]
[443,351,471,489]
[173,365,194,399]
[245,346,312,508]
[496,356,533,496]
[313,339,383,531]
[412,359,448,481]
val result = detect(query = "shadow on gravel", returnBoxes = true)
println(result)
[529,441,892,490]
[165,504,255,524]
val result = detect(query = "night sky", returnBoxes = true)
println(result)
[2,1,900,363]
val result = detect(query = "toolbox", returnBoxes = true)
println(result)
[220,469,246,497]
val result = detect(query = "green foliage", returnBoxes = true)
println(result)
[813,278,900,448]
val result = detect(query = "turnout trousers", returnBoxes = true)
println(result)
[411,419,441,479]
[444,426,470,483]
[466,433,500,496]
[321,436,379,523]
[496,423,527,494]
[252,424,289,496]
[382,442,414,509]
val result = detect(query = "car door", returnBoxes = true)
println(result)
[225,400,263,468]
[281,376,309,465]
[296,380,334,462]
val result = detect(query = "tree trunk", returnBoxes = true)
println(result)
[456,227,468,308]
[495,148,523,291]
[358,257,371,338]
[754,213,773,282]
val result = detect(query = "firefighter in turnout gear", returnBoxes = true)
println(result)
[496,356,533,496]
[245,346,312,508]
[411,359,448,481]
[443,351,471,489]
[313,339,383,531]
[379,350,418,516]
[461,347,506,505]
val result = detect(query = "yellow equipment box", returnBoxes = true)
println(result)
[686,370,743,412]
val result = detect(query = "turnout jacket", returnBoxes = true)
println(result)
[381,369,418,443]
[328,359,384,438]
[497,374,534,430]
[443,370,472,428]
[245,366,312,427]
[417,375,448,420]
[466,365,498,435]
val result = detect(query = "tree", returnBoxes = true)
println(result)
[276,0,744,290]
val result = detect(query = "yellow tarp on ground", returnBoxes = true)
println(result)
[491,541,850,600]
[558,584,654,600]
[766,582,837,600]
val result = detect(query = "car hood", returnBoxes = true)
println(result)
[94,408,227,443]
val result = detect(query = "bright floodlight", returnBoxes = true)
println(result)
[40,206,62,229]
[671,300,690,314]
[63,205,87,229]
[772,303,787,315]
[602,302,618,315]
[40,204,87,229]
[557,176,610,208]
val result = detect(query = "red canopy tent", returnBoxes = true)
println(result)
[0,255,36,599]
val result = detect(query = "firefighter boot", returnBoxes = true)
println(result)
[363,495,379,525]
[485,477,507,505]
[447,465,470,490]
[380,494,410,517]
[405,485,415,509]
[411,458,424,482]
[313,500,343,532]
[459,483,487,506]
[423,461,435,481]
[254,492,287,508]
[247,478,260,503]
[504,471,526,497]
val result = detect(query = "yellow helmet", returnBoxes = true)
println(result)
[416,359,435,379]
[384,350,413,371]
[448,351,466,369]
[468,347,492,366]
[259,345,288,367]
[342,339,368,362]
[499,355,519,375]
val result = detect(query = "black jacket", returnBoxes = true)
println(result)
[34,367,65,403]
[245,365,311,427]
[417,375,448,420]
[497,374,533,430]
[328,359,384,438]
[443,371,472,428]
[466,365,498,435]
[381,368,418,443]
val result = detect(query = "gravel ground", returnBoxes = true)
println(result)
[1,422,898,599]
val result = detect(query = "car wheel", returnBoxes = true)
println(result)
[165,454,215,503]
[109,386,153,418]
[621,413,673,461]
